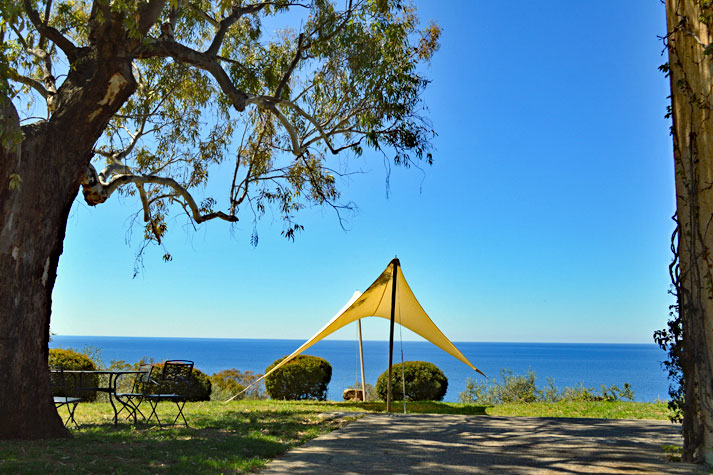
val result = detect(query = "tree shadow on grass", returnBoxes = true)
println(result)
[1,410,337,474]
[0,401,491,474]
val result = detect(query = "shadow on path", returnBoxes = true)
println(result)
[261,414,703,474]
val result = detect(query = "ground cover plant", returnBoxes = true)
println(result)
[459,369,636,405]
[0,398,670,474]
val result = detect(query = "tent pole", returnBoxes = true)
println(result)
[358,319,366,401]
[387,258,399,413]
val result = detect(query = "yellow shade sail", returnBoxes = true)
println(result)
[227,259,484,401]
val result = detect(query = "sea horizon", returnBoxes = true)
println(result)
[50,335,670,403]
[52,334,658,345]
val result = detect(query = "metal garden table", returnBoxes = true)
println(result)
[56,369,148,425]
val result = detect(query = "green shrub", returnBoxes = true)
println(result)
[459,369,538,405]
[375,361,448,401]
[458,369,636,404]
[188,368,212,401]
[210,369,266,401]
[264,355,332,401]
[48,348,99,401]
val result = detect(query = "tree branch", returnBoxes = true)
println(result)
[138,39,249,111]
[189,2,220,27]
[81,164,237,224]
[137,0,170,35]
[206,3,267,57]
[22,0,78,61]
[274,33,305,99]
[6,69,49,99]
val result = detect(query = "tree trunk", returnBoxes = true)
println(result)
[0,52,136,438]
[0,123,76,438]
[666,0,713,464]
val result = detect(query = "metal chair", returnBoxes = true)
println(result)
[143,360,194,428]
[114,364,153,424]
[49,366,83,429]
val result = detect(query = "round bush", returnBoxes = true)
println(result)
[188,368,212,401]
[376,361,448,401]
[48,348,99,401]
[264,355,332,400]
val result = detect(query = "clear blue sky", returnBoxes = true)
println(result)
[51,1,673,343]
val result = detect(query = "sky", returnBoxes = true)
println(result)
[50,1,674,343]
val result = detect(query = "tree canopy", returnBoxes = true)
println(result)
[1,0,439,254]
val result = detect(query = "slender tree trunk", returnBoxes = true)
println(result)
[0,53,136,438]
[666,0,713,464]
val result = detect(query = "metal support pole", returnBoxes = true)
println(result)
[358,319,366,401]
[387,258,399,413]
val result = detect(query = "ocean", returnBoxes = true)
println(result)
[50,336,671,403]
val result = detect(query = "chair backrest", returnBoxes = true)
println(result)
[158,360,194,396]
[49,366,67,397]
[50,366,97,399]
[133,363,153,388]
[113,364,153,394]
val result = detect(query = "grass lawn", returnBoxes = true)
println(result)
[0,399,671,474]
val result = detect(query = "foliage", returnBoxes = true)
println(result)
[0,0,440,259]
[375,361,448,401]
[187,368,212,402]
[48,348,99,401]
[264,355,332,401]
[210,369,266,401]
[459,370,539,405]
[458,369,636,405]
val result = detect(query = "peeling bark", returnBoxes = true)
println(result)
[666,0,713,464]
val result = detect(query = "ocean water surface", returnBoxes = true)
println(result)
[50,336,670,403]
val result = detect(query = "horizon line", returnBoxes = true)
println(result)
[51,334,658,345]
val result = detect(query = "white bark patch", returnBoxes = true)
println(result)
[42,257,50,286]
[99,73,128,106]
[11,246,19,260]
[88,72,128,121]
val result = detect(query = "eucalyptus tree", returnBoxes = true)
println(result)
[660,0,713,464]
[0,0,439,438]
